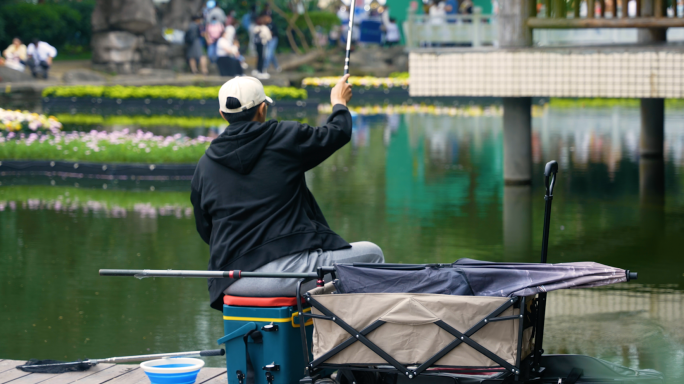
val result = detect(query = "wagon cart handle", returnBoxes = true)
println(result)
[541,160,558,264]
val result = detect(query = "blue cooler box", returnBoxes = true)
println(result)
[218,296,313,384]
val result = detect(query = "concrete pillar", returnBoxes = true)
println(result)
[503,185,533,261]
[499,0,533,185]
[503,97,533,185]
[497,0,533,47]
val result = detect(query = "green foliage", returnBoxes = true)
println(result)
[389,72,409,79]
[549,98,684,109]
[291,11,340,33]
[0,1,95,52]
[56,114,226,128]
[43,85,308,100]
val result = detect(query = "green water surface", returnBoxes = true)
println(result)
[1,107,683,381]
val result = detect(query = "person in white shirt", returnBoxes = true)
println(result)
[429,0,447,24]
[384,17,400,46]
[216,28,243,77]
[27,38,57,79]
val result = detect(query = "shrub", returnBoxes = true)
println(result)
[0,1,93,52]
[43,85,308,100]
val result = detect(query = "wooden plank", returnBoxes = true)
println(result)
[69,365,136,384]
[588,0,596,18]
[6,372,61,384]
[97,367,145,384]
[104,366,226,384]
[195,368,227,384]
[36,364,116,384]
[0,368,32,384]
[0,360,24,373]
[200,371,228,384]
[528,16,684,28]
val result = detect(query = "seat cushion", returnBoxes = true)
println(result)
[223,295,302,307]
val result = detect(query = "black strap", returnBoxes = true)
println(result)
[242,329,263,384]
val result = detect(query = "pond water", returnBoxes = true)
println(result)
[1,106,684,382]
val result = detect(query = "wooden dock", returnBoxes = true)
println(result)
[0,359,227,384]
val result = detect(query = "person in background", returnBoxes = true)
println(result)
[26,38,57,79]
[3,37,27,72]
[216,28,243,77]
[384,18,400,46]
[460,0,474,15]
[185,15,208,75]
[261,5,282,74]
[444,0,458,22]
[205,19,225,64]
[429,0,447,24]
[242,5,257,56]
[252,14,272,79]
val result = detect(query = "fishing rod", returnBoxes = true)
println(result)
[17,349,225,373]
[344,0,356,76]
[99,269,320,279]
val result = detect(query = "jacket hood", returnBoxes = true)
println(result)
[205,120,277,174]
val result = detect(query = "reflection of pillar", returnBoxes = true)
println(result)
[503,98,533,185]
[637,5,666,210]
[639,99,665,210]
[640,157,665,207]
[504,185,532,261]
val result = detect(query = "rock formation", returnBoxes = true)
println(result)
[91,0,203,74]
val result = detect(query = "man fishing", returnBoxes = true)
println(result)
[191,75,384,310]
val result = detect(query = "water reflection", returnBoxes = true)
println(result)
[1,107,684,381]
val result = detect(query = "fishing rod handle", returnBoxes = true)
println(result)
[98,349,225,364]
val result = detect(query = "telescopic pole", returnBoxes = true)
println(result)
[344,0,356,76]
[99,269,319,279]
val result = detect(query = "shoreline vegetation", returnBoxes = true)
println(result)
[0,185,193,218]
[0,129,211,164]
[55,114,227,128]
[42,85,308,101]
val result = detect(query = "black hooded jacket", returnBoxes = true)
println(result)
[191,104,352,310]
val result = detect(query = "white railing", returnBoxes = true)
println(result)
[404,11,684,49]
[403,11,497,48]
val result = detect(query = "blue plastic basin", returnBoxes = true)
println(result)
[140,358,204,384]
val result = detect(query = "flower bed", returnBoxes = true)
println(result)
[302,75,409,89]
[0,129,211,164]
[42,84,308,101]
[1,108,62,133]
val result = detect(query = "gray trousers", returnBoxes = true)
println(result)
[224,241,384,297]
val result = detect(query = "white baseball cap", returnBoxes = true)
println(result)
[218,77,273,114]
